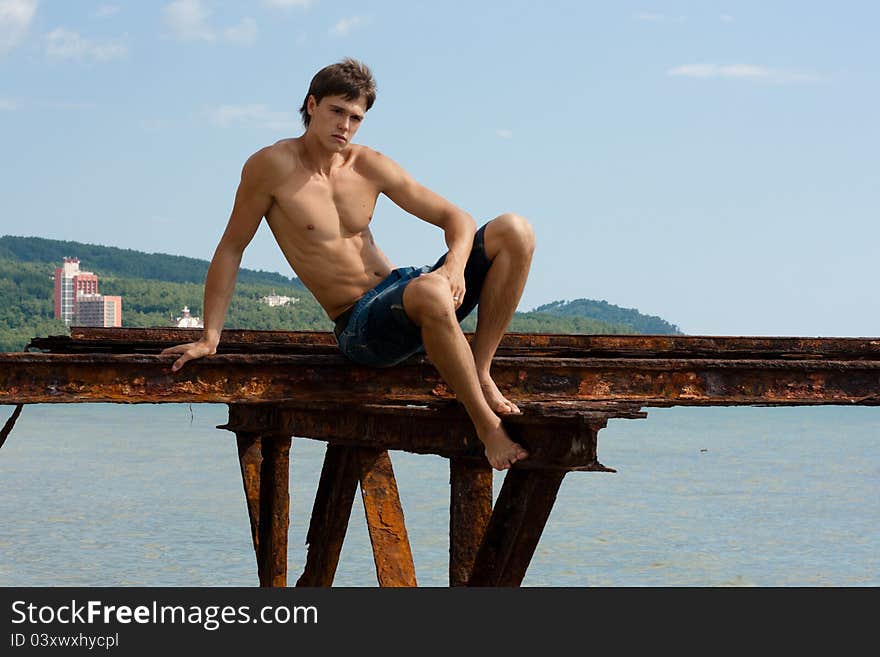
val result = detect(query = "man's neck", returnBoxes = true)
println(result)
[301,131,343,176]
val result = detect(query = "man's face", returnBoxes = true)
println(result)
[307,94,367,150]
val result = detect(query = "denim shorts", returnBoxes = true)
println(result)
[334,223,492,367]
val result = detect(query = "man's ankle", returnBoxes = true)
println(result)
[473,413,503,438]
[475,368,493,382]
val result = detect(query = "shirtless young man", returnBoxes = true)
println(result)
[161,59,534,470]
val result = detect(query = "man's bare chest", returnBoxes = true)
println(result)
[268,172,379,238]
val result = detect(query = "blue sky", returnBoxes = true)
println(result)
[1,1,878,336]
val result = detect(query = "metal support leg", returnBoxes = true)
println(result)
[256,433,292,587]
[236,432,263,578]
[357,448,417,587]
[296,444,360,587]
[468,468,566,586]
[449,457,493,586]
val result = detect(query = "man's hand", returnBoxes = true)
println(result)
[433,264,466,309]
[161,338,217,372]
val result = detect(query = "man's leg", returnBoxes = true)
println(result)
[469,213,536,414]
[403,269,528,471]
[401,212,535,471]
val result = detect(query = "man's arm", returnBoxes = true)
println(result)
[162,150,275,371]
[364,149,476,306]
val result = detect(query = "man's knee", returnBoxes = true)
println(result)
[402,274,456,327]
[492,212,536,256]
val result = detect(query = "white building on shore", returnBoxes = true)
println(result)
[174,306,204,328]
[260,290,297,307]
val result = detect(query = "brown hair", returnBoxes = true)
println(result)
[299,58,377,128]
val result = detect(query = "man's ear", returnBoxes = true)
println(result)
[306,95,316,117]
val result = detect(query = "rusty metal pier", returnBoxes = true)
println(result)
[2,327,879,586]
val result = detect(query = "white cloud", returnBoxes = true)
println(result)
[94,4,120,18]
[496,129,513,139]
[224,17,257,44]
[208,104,295,130]
[720,14,734,23]
[163,0,215,41]
[0,98,16,110]
[330,15,364,37]
[0,0,37,56]
[164,1,258,45]
[264,0,312,8]
[668,64,717,79]
[667,63,821,83]
[720,64,776,79]
[46,27,128,61]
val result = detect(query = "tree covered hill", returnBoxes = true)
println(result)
[0,235,305,290]
[533,299,681,335]
[0,256,325,352]
[0,235,682,351]
[0,258,69,352]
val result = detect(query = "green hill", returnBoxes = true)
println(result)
[0,235,305,290]
[0,258,69,352]
[0,255,329,351]
[531,299,681,334]
[0,235,681,351]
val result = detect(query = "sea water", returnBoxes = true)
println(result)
[0,403,877,586]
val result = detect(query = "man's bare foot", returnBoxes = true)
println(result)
[479,420,529,470]
[479,376,521,414]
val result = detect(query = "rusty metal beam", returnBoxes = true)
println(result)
[256,434,292,588]
[235,432,262,579]
[30,328,880,361]
[468,468,567,587]
[221,403,624,470]
[357,448,417,587]
[3,352,879,407]
[296,444,360,587]
[30,328,340,356]
[449,457,493,587]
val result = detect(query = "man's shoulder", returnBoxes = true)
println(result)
[353,143,389,165]
[352,144,402,181]
[242,139,299,182]
[249,138,298,168]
